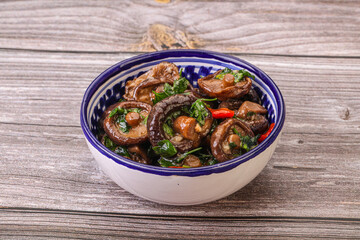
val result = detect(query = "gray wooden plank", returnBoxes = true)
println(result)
[0,0,359,56]
[0,49,359,219]
[1,209,359,239]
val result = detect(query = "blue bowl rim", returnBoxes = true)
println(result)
[80,49,285,177]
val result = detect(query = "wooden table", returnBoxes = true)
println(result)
[1,1,359,239]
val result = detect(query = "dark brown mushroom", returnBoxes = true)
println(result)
[211,118,254,162]
[183,155,202,168]
[245,114,269,135]
[236,101,267,119]
[124,62,179,104]
[236,101,269,135]
[103,101,151,146]
[218,99,244,110]
[147,94,213,153]
[198,70,252,101]
[127,145,151,165]
[242,88,261,104]
[132,77,174,105]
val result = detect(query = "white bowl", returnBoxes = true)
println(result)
[80,50,285,205]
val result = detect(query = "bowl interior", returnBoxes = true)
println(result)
[81,50,285,176]
[87,59,276,137]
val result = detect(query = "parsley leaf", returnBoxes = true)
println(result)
[114,146,131,158]
[157,147,203,167]
[142,115,148,125]
[215,68,255,83]
[116,114,131,133]
[152,72,190,105]
[173,76,188,94]
[158,157,177,167]
[103,135,131,158]
[233,128,259,152]
[162,122,174,137]
[108,107,125,118]
[152,140,178,158]
[189,98,217,126]
[103,135,117,151]
[229,142,237,149]
[196,152,218,165]
[176,147,202,163]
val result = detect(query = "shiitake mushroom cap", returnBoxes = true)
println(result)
[147,93,213,153]
[103,101,151,146]
[210,118,254,163]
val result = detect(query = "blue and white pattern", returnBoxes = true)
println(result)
[80,50,285,176]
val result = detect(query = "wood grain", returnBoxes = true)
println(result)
[1,209,359,239]
[0,0,359,56]
[0,49,359,222]
[1,1,360,236]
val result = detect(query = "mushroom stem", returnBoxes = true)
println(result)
[173,116,200,141]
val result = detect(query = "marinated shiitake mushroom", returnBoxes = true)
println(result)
[127,145,151,165]
[198,69,252,101]
[210,118,255,162]
[147,93,213,153]
[124,62,180,105]
[236,101,269,135]
[98,63,273,168]
[218,99,244,110]
[242,88,261,104]
[183,155,202,168]
[103,101,151,145]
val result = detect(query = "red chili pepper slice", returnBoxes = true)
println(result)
[258,123,275,143]
[168,166,183,168]
[208,108,235,119]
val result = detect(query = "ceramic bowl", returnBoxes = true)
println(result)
[80,49,285,205]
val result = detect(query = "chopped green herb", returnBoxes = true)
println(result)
[209,119,218,134]
[233,69,255,83]
[176,147,202,163]
[158,157,177,167]
[207,158,218,165]
[116,114,131,133]
[142,115,148,125]
[108,107,125,118]
[181,106,191,115]
[229,142,237,149]
[157,147,203,167]
[152,75,190,104]
[215,68,255,83]
[103,135,131,158]
[152,90,169,104]
[163,110,182,130]
[131,108,142,113]
[195,152,218,166]
[152,140,178,158]
[162,122,174,137]
[173,77,188,94]
[246,111,256,117]
[103,135,117,151]
[233,128,259,152]
[189,98,217,126]
[114,146,131,158]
